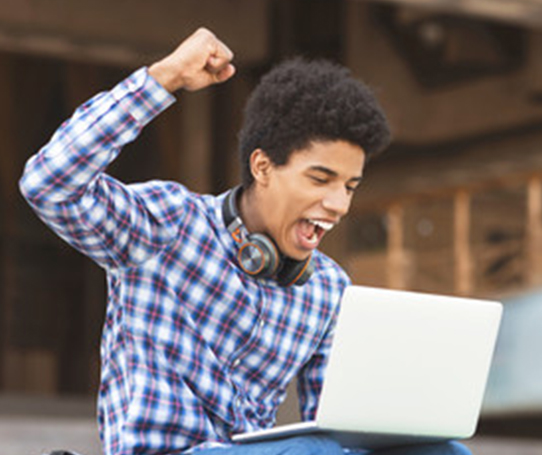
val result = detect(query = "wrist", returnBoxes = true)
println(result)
[148,61,183,93]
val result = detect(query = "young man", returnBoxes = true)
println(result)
[20,28,471,455]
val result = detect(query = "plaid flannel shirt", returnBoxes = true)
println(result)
[19,67,350,455]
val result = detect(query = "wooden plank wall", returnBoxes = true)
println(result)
[0,50,252,394]
[0,54,18,393]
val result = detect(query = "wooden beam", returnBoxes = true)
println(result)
[155,106,183,182]
[527,177,542,286]
[353,167,542,215]
[0,53,17,390]
[387,203,406,289]
[0,25,164,68]
[454,190,473,295]
[211,68,254,192]
[367,0,542,29]
[179,90,213,193]
[0,0,270,67]
[345,1,542,146]
[0,54,17,203]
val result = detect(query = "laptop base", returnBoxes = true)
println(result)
[233,423,452,451]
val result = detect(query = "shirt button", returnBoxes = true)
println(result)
[259,319,265,328]
[232,358,241,368]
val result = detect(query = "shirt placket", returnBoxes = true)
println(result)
[228,280,271,429]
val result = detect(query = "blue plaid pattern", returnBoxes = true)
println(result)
[19,68,350,455]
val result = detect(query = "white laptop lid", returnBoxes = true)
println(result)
[316,286,502,439]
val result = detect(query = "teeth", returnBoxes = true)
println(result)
[308,230,319,243]
[308,219,334,231]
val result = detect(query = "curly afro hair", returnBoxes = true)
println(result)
[238,57,391,188]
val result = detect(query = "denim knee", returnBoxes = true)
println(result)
[409,441,473,455]
[447,441,472,455]
[281,435,344,455]
[374,440,472,455]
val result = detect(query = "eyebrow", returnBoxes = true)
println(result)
[308,165,363,183]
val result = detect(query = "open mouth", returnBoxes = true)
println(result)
[298,218,335,249]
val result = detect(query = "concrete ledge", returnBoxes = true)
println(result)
[0,416,101,455]
[0,393,95,418]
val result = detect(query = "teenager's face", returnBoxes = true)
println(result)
[252,140,366,261]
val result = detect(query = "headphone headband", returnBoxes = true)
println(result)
[222,186,243,235]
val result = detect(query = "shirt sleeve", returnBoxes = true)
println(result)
[296,313,337,422]
[19,67,181,270]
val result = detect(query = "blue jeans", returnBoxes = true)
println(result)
[195,436,472,455]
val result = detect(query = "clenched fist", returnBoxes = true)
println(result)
[149,28,236,93]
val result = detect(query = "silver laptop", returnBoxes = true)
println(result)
[233,285,503,450]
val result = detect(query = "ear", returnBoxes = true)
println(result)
[249,149,274,185]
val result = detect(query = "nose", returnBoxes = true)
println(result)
[322,187,351,217]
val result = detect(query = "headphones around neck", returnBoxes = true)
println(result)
[222,186,314,287]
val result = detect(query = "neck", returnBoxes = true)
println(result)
[238,186,266,234]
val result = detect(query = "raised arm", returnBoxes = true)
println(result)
[19,28,235,270]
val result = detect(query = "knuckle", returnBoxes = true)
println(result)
[197,27,215,42]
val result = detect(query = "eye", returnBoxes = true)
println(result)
[346,182,361,194]
[310,175,329,185]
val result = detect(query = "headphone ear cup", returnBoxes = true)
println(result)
[237,233,281,278]
[277,257,314,287]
